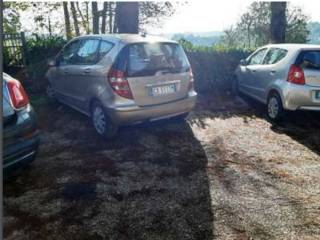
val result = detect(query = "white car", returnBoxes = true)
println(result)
[234,44,320,121]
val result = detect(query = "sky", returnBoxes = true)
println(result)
[16,0,320,35]
[147,0,320,34]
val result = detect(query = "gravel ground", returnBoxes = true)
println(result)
[4,94,320,240]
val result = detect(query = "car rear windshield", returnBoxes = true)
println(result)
[296,50,320,70]
[113,42,190,77]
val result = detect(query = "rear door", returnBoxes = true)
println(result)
[255,48,288,101]
[296,50,320,87]
[119,42,191,106]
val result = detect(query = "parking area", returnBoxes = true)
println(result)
[4,93,320,240]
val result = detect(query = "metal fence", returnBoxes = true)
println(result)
[3,32,27,67]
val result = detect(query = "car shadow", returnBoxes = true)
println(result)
[4,102,215,240]
[240,94,320,155]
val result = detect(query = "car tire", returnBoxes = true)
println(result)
[91,101,118,139]
[267,92,284,122]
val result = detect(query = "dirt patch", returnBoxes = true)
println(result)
[4,94,320,240]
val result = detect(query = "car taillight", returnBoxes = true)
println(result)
[107,68,133,99]
[188,68,194,91]
[7,79,29,109]
[287,64,305,85]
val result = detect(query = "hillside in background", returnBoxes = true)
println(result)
[167,22,320,46]
[169,31,223,46]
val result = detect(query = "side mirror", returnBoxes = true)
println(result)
[48,59,56,67]
[240,59,247,66]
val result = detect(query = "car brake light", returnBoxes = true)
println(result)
[7,79,29,109]
[107,68,133,99]
[188,68,194,91]
[287,64,305,85]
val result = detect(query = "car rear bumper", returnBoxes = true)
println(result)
[107,91,197,124]
[281,83,320,111]
[3,130,40,171]
[3,105,40,172]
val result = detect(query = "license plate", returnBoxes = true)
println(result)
[316,91,320,99]
[151,84,176,96]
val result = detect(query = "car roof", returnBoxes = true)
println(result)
[73,34,177,45]
[261,43,320,51]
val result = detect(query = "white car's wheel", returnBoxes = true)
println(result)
[267,92,284,122]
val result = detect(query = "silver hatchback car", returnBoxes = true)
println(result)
[234,44,320,121]
[46,34,197,138]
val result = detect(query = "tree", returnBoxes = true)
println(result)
[3,2,30,33]
[76,2,90,34]
[101,2,108,34]
[70,2,80,36]
[221,2,309,48]
[63,2,72,40]
[115,2,139,33]
[270,2,287,43]
[92,2,99,34]
[139,2,176,31]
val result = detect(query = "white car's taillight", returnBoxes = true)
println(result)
[287,64,305,85]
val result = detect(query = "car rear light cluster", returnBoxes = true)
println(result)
[107,68,133,99]
[188,68,194,91]
[7,79,29,109]
[287,64,305,85]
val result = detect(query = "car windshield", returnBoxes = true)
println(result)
[114,42,190,77]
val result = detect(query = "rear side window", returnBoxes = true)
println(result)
[98,40,114,61]
[75,39,100,64]
[113,42,190,77]
[296,50,320,70]
[263,48,288,65]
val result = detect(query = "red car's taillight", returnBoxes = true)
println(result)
[7,79,29,109]
[287,64,305,85]
[107,68,133,99]
[188,68,194,91]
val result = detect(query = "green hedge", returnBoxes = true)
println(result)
[186,49,251,94]
[4,35,251,94]
[25,35,66,91]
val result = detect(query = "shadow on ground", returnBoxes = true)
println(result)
[192,93,320,156]
[4,101,214,240]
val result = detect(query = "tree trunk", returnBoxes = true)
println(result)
[85,2,89,31]
[101,2,108,34]
[63,1,72,40]
[92,2,99,34]
[48,16,52,36]
[109,2,114,33]
[115,2,139,34]
[76,2,89,34]
[270,2,287,43]
[70,2,80,36]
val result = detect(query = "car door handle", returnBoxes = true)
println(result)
[63,70,69,74]
[251,69,256,73]
[83,68,91,74]
[270,70,276,75]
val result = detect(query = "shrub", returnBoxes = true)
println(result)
[25,34,66,91]
[187,50,251,94]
